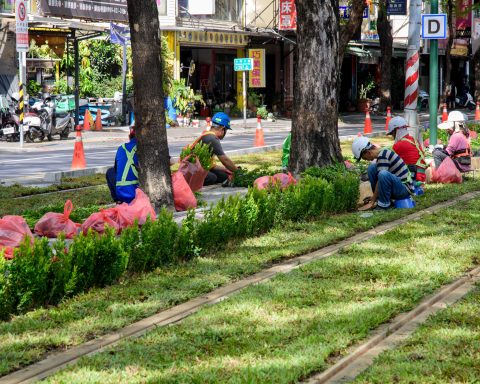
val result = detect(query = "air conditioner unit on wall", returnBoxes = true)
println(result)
[189,0,215,15]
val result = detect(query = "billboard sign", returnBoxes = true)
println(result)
[279,0,297,30]
[248,49,265,88]
[38,0,128,22]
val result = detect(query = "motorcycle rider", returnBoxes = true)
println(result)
[433,111,471,173]
[387,116,428,186]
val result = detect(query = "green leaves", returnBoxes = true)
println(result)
[180,142,214,171]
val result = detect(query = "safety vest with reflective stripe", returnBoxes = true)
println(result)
[115,139,138,203]
[116,144,139,186]
[399,136,428,182]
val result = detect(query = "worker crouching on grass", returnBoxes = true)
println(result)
[352,136,414,211]
[106,125,138,204]
[190,112,239,186]
[387,116,427,187]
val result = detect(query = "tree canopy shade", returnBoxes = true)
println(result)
[289,0,343,174]
[126,0,173,209]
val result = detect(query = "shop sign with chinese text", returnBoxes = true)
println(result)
[248,49,265,88]
[279,0,296,30]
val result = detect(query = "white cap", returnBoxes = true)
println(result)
[387,116,408,135]
[352,136,373,161]
[447,110,467,123]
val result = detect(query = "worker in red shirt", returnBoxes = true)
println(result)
[387,116,427,186]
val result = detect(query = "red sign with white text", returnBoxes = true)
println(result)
[279,0,296,30]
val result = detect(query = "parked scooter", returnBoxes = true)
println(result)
[418,90,429,111]
[455,91,476,110]
[24,93,73,142]
[0,93,24,142]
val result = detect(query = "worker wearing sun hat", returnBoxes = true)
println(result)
[387,116,427,185]
[433,111,471,172]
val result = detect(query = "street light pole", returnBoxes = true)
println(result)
[429,0,439,146]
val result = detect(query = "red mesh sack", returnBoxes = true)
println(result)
[172,172,197,212]
[103,205,135,233]
[431,157,463,184]
[272,172,297,189]
[253,176,275,190]
[178,155,209,192]
[0,216,34,259]
[114,189,156,226]
[34,200,80,239]
[81,210,120,235]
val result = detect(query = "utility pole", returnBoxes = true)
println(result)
[429,0,439,146]
[404,0,422,143]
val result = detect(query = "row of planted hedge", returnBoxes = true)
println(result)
[0,170,359,321]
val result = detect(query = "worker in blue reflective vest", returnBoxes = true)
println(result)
[106,125,138,203]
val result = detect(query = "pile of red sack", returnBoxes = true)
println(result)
[0,189,157,259]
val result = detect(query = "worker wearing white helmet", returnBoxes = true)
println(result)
[352,136,414,211]
[433,110,471,173]
[387,116,427,185]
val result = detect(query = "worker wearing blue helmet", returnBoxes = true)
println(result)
[190,112,239,185]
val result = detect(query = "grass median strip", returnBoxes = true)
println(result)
[1,179,479,378]
[354,284,480,383]
[44,195,480,383]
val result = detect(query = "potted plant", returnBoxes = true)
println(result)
[357,77,376,112]
[170,79,205,126]
[247,90,262,113]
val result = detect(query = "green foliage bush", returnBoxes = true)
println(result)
[0,170,359,320]
[180,142,214,171]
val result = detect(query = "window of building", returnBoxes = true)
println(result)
[178,0,242,22]
[158,0,167,15]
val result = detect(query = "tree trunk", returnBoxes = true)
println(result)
[339,0,367,63]
[289,0,343,174]
[377,0,392,111]
[474,49,480,102]
[127,0,173,210]
[444,0,454,104]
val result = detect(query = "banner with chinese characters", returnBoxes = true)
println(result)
[248,49,265,88]
[279,0,296,30]
[38,0,128,22]
[386,0,406,15]
[176,31,248,47]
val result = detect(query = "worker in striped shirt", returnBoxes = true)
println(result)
[352,137,414,211]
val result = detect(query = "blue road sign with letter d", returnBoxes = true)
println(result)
[421,14,447,39]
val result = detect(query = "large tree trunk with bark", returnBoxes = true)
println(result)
[127,0,173,210]
[474,49,480,101]
[377,0,392,111]
[443,0,454,104]
[339,0,366,63]
[289,0,342,174]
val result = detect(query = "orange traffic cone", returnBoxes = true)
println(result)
[83,110,94,131]
[71,126,86,170]
[475,102,480,121]
[95,109,102,131]
[441,103,448,123]
[385,106,392,132]
[254,115,265,147]
[363,104,373,134]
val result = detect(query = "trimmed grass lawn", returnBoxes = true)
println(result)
[354,285,480,383]
[44,196,480,383]
[1,179,479,378]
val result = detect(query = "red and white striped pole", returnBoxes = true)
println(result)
[403,0,422,144]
